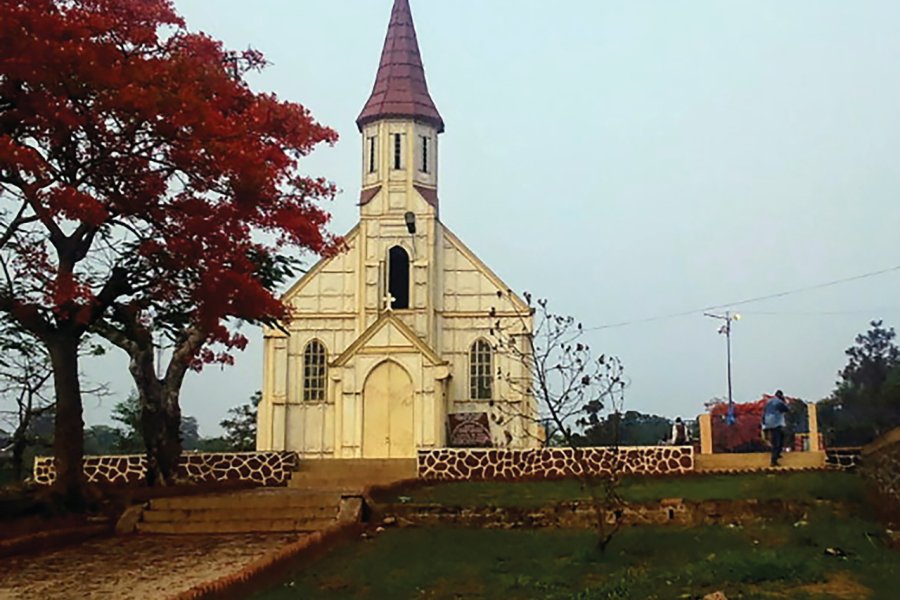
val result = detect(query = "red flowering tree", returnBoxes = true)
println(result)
[708,399,767,453]
[0,0,337,501]
[708,395,806,453]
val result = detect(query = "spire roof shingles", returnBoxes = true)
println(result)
[357,0,444,133]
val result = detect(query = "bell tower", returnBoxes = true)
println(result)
[357,0,443,211]
[356,0,444,342]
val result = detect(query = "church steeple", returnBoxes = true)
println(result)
[358,0,441,212]
[357,0,444,133]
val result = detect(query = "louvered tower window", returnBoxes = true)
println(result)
[393,133,403,170]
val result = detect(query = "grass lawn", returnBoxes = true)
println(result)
[371,471,867,508]
[255,510,898,599]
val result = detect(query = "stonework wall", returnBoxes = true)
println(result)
[417,446,694,480]
[825,448,862,471]
[859,428,900,508]
[33,451,298,487]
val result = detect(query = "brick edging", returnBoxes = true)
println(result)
[165,521,361,600]
[0,523,112,559]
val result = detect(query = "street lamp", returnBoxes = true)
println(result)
[704,311,741,425]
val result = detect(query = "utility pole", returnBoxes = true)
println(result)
[704,311,741,423]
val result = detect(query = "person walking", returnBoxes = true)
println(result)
[671,417,690,445]
[762,390,790,467]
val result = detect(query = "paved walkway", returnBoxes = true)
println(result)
[0,533,304,600]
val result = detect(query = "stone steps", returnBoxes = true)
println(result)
[148,489,341,510]
[136,518,335,535]
[288,458,417,491]
[141,505,336,523]
[137,488,349,535]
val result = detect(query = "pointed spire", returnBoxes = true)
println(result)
[357,0,444,133]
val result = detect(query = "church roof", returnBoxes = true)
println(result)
[357,0,445,133]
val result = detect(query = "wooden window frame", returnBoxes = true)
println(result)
[302,340,328,402]
[469,339,493,400]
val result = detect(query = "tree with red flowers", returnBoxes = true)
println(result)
[94,251,307,486]
[0,0,337,502]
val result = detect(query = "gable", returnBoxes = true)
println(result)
[333,313,444,367]
[282,226,359,313]
[441,227,529,314]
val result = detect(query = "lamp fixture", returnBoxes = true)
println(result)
[404,211,416,234]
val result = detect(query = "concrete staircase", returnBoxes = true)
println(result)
[288,458,418,492]
[133,459,416,534]
[695,451,826,473]
[135,488,344,535]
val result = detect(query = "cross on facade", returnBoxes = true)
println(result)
[382,293,396,311]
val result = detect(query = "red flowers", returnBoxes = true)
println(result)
[1,0,338,356]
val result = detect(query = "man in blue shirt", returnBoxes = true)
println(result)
[762,390,790,467]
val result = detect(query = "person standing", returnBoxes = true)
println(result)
[762,390,790,466]
[671,417,690,445]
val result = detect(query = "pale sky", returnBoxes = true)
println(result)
[75,0,900,437]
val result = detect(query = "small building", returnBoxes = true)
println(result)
[256,0,538,459]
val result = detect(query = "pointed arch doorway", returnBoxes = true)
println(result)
[362,361,415,458]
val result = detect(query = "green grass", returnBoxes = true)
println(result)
[371,472,867,508]
[254,511,900,599]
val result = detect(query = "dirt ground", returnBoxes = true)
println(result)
[0,532,304,600]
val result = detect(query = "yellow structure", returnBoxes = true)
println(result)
[698,414,713,455]
[257,0,536,459]
[697,402,821,455]
[695,402,825,471]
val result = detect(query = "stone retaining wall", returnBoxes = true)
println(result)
[32,451,298,487]
[375,499,837,530]
[859,428,900,509]
[417,446,694,480]
[825,448,862,471]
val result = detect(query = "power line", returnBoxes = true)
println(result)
[583,264,900,332]
[742,308,900,317]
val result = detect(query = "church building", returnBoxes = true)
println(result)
[256,0,537,459]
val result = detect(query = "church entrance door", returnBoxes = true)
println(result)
[362,361,414,458]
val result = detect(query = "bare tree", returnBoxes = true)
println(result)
[489,291,628,552]
[0,323,109,482]
[0,329,54,481]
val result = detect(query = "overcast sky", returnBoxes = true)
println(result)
[74,0,900,438]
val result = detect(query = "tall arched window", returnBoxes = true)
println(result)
[303,340,327,402]
[469,339,493,400]
[388,245,410,310]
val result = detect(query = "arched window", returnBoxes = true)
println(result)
[303,340,327,402]
[469,339,493,400]
[388,245,410,310]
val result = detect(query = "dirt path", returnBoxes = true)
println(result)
[0,533,304,600]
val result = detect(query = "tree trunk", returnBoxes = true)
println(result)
[152,326,205,485]
[46,335,86,508]
[11,437,27,482]
[10,411,31,482]
[158,382,183,484]
[102,317,203,486]
[127,342,172,486]
[127,342,186,486]
[137,385,182,487]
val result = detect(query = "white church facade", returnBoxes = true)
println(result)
[256,0,538,459]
